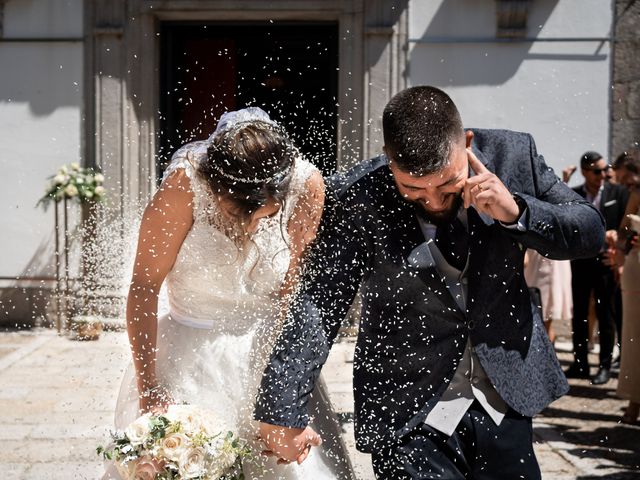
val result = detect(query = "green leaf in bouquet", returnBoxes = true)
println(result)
[116,436,132,447]
[149,415,170,439]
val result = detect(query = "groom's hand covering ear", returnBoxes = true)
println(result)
[259,422,322,465]
[463,149,521,224]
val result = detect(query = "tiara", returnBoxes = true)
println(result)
[207,157,294,184]
[206,109,297,184]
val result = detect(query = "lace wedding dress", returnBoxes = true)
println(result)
[103,142,354,479]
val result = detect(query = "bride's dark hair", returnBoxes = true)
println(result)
[199,121,297,224]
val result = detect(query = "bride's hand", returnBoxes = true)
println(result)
[139,384,173,415]
[259,423,322,465]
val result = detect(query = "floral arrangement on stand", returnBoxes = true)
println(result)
[36,162,107,333]
[97,405,253,480]
[38,162,106,208]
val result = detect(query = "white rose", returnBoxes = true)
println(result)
[70,162,81,171]
[53,173,67,185]
[94,173,105,183]
[94,185,106,197]
[59,165,69,174]
[124,415,151,447]
[85,190,94,199]
[165,405,204,432]
[64,184,79,197]
[178,447,208,479]
[158,432,190,462]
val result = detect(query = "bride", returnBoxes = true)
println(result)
[103,107,354,479]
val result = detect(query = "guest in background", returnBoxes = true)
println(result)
[607,148,639,368]
[560,163,599,352]
[612,147,640,191]
[524,250,572,344]
[566,151,629,385]
[616,189,640,424]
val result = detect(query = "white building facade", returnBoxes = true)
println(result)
[0,0,630,324]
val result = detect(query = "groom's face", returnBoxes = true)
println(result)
[389,134,470,225]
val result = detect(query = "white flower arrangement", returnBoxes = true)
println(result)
[38,162,106,208]
[98,405,251,480]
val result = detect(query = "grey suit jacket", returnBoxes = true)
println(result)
[255,129,605,452]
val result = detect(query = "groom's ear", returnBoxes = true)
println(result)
[465,130,474,149]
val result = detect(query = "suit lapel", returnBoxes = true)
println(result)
[466,206,493,304]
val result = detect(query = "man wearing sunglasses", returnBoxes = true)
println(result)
[566,151,629,385]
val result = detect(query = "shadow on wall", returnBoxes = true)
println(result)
[0,42,82,116]
[410,0,608,86]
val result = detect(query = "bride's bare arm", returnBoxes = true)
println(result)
[279,170,325,302]
[127,169,194,411]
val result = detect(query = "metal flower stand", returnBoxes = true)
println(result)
[53,197,71,333]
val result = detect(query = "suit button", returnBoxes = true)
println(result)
[467,320,476,330]
[471,376,480,385]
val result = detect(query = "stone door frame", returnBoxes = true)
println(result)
[85,0,407,210]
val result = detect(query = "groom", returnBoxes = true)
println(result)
[255,86,604,478]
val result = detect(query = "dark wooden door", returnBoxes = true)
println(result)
[159,22,339,177]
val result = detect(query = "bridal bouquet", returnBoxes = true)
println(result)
[98,405,251,479]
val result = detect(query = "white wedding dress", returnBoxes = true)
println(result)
[103,142,354,479]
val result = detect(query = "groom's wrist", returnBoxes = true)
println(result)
[499,195,528,231]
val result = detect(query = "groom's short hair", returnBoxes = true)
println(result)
[383,86,464,176]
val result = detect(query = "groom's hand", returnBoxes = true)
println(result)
[463,148,520,224]
[259,422,322,465]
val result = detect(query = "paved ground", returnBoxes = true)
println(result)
[0,328,638,479]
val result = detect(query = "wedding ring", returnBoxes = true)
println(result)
[477,183,484,191]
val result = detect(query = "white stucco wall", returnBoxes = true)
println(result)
[0,0,83,279]
[408,0,612,185]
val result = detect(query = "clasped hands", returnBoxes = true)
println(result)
[258,422,322,465]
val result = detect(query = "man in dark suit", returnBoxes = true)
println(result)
[565,151,629,385]
[256,86,604,479]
